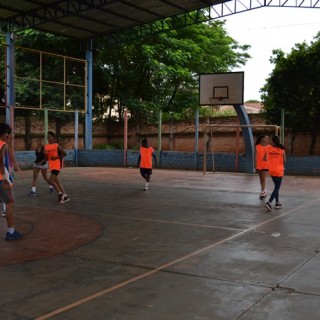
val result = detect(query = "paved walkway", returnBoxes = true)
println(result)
[1,167,320,320]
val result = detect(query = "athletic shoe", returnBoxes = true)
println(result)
[265,202,272,212]
[260,191,267,199]
[5,230,23,241]
[60,195,70,203]
[144,182,149,191]
[49,187,54,194]
[2,211,14,217]
[265,202,272,211]
[275,203,282,209]
[28,191,37,197]
[58,193,63,202]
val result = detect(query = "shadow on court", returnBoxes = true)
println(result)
[1,167,320,320]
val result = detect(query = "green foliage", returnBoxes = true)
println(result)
[260,34,320,154]
[198,106,236,118]
[1,19,250,125]
[93,141,124,150]
[7,29,85,121]
[210,109,237,117]
[245,99,260,103]
[94,18,250,122]
[93,143,115,150]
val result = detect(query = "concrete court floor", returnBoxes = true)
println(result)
[1,167,320,320]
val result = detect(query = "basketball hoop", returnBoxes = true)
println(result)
[199,72,244,106]
[209,97,224,106]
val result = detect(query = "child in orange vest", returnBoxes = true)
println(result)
[255,134,269,199]
[137,138,157,190]
[44,131,70,203]
[265,135,286,211]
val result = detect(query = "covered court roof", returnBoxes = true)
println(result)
[0,0,225,40]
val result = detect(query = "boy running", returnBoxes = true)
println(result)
[44,131,70,203]
[137,138,157,190]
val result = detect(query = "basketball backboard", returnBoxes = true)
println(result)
[199,72,244,106]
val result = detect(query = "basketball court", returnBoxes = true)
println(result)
[1,167,320,319]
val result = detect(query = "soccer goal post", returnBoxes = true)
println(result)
[203,124,281,175]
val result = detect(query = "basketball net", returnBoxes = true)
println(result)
[209,96,224,106]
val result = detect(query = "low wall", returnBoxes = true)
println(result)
[8,115,320,156]
[15,150,320,176]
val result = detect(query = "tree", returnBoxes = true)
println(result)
[11,30,85,146]
[260,34,320,155]
[1,19,250,147]
[94,18,250,122]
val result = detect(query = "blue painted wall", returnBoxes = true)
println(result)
[15,150,320,176]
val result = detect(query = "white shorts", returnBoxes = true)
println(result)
[33,163,48,170]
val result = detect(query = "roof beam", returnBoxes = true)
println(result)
[118,0,164,19]
[106,0,320,45]
[157,0,186,11]
[0,0,319,40]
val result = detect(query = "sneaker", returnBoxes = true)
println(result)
[1,210,6,217]
[60,195,70,203]
[58,193,63,202]
[5,230,23,241]
[260,191,267,199]
[144,182,149,191]
[28,191,37,197]
[275,203,282,209]
[265,202,272,212]
[49,187,54,194]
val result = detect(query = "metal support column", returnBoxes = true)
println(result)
[124,109,128,167]
[75,110,79,166]
[280,108,285,144]
[157,110,162,167]
[194,108,199,170]
[233,105,255,174]
[6,32,15,127]
[44,108,48,142]
[85,47,93,150]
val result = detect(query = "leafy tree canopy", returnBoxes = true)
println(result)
[94,18,250,122]
[260,33,320,154]
[1,17,250,126]
[9,29,85,124]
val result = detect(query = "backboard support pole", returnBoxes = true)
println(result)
[233,104,255,174]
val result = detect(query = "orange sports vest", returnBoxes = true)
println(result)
[267,145,285,177]
[45,143,63,170]
[140,146,154,169]
[255,144,268,170]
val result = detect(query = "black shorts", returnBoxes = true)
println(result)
[51,169,60,176]
[140,168,152,176]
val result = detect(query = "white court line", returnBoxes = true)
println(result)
[16,204,249,232]
[35,196,320,320]
[97,214,247,232]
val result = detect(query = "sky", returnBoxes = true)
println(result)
[223,7,320,101]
